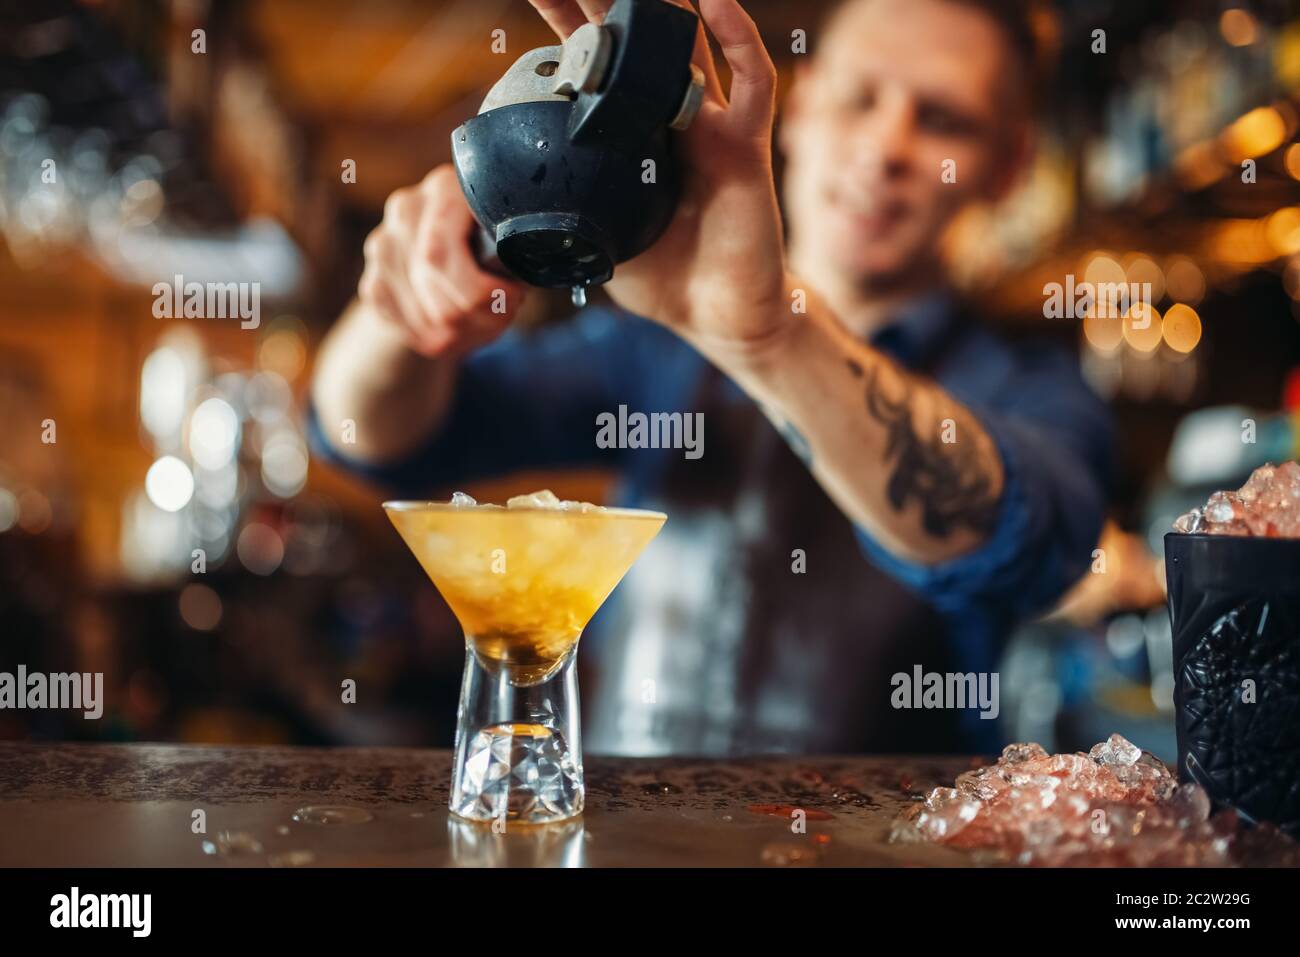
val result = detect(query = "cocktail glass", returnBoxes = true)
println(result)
[384,497,665,825]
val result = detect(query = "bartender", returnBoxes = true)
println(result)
[309,0,1113,755]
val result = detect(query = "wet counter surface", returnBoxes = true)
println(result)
[0,743,981,867]
[0,743,1289,867]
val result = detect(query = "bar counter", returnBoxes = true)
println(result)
[0,743,1291,867]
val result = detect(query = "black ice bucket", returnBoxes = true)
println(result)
[1164,532,1300,836]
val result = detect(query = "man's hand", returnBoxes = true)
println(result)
[358,165,525,359]
[312,166,526,465]
[530,0,790,361]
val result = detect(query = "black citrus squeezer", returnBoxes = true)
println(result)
[451,0,705,306]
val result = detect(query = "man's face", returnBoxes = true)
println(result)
[780,0,1027,288]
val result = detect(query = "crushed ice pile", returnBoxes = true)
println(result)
[1174,461,1300,536]
[446,489,606,513]
[891,734,1299,866]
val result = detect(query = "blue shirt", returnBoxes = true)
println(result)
[308,299,1113,753]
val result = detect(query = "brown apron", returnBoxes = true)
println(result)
[584,364,961,756]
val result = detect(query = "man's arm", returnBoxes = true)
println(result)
[715,278,1112,630]
[309,165,524,471]
[311,298,458,466]
[307,162,658,493]
[309,303,645,491]
[713,279,1005,566]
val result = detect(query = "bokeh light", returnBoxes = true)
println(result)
[145,455,194,512]
[257,316,309,382]
[194,462,240,509]
[1266,206,1300,255]
[1286,144,1300,180]
[1162,303,1202,353]
[1213,217,1274,264]
[139,347,189,443]
[261,429,309,499]
[1122,302,1164,353]
[188,396,241,470]
[1123,253,1165,304]
[1280,21,1300,91]
[1083,308,1124,352]
[1081,251,1126,289]
[244,371,293,425]
[237,522,284,576]
[179,583,223,631]
[1220,9,1259,47]
[1222,106,1286,161]
[1173,141,1227,190]
[1164,256,1206,304]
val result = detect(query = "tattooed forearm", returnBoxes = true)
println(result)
[847,358,1001,538]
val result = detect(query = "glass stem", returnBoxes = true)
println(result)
[450,643,584,824]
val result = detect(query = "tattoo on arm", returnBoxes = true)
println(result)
[848,358,1000,538]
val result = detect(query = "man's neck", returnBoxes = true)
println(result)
[789,244,946,341]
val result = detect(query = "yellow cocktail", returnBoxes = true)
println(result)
[384,491,664,823]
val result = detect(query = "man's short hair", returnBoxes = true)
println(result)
[946,0,1053,91]
[817,0,1058,115]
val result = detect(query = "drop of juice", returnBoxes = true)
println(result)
[571,285,587,309]
[641,781,682,795]
[291,805,374,825]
